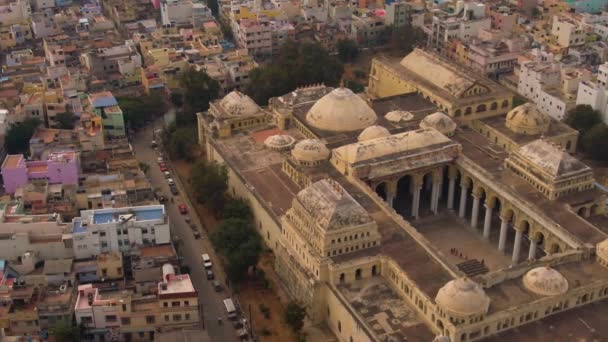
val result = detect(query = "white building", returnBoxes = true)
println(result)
[429,2,491,54]
[577,62,608,123]
[580,12,608,40]
[71,205,171,260]
[518,61,588,120]
[551,14,586,48]
[161,0,213,27]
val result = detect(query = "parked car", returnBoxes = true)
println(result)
[167,178,175,186]
[157,157,164,164]
[178,204,188,214]
[193,231,201,239]
[206,270,215,280]
[151,140,157,148]
[159,163,168,172]
[212,280,222,292]
[170,184,179,195]
[163,171,171,179]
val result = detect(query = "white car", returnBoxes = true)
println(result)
[167,178,175,185]
[163,171,171,179]
[157,157,164,164]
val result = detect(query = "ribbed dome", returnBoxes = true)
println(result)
[420,112,457,136]
[435,278,490,318]
[506,103,550,135]
[291,139,330,163]
[358,125,390,142]
[264,134,295,151]
[597,239,608,260]
[385,110,414,123]
[306,87,377,132]
[219,91,259,116]
[523,267,568,296]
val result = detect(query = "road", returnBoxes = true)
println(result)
[132,118,238,342]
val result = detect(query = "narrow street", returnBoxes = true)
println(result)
[132,117,239,342]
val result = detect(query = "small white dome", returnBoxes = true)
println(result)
[385,110,414,123]
[219,91,259,116]
[523,267,568,296]
[264,134,295,151]
[420,112,457,136]
[358,125,390,142]
[306,87,377,132]
[435,278,490,318]
[597,239,608,260]
[291,139,330,164]
[506,103,550,135]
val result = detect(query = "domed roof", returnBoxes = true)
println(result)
[291,139,330,163]
[385,110,414,123]
[523,267,568,296]
[219,91,260,116]
[358,125,390,142]
[597,239,608,260]
[435,278,490,318]
[420,112,457,135]
[306,87,377,132]
[506,103,550,135]
[264,134,295,150]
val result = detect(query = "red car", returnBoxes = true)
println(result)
[159,163,168,172]
[178,204,188,214]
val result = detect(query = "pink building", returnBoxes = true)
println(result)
[1,152,80,194]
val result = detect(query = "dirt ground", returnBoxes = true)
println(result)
[173,160,297,342]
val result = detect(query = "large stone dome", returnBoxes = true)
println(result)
[264,134,295,151]
[358,125,390,142]
[291,139,330,164]
[219,91,259,116]
[523,267,568,296]
[506,103,550,135]
[385,110,414,123]
[306,87,377,132]
[435,278,490,318]
[420,112,457,136]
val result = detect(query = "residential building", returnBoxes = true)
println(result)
[579,12,608,40]
[485,5,517,33]
[384,1,424,28]
[97,252,124,280]
[131,244,178,294]
[160,0,213,27]
[0,0,31,26]
[75,171,154,211]
[234,18,272,59]
[80,41,142,81]
[1,152,81,194]
[429,2,491,55]
[198,49,257,95]
[350,11,386,46]
[454,34,524,79]
[86,91,126,139]
[71,205,170,260]
[75,264,199,340]
[577,62,608,122]
[551,14,586,48]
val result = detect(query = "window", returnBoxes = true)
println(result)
[100,231,106,237]
[122,304,127,311]
[101,242,108,248]
[142,228,148,234]
[185,313,191,320]
[105,315,117,322]
[163,302,168,308]
[121,317,130,325]
[164,315,169,321]
[146,316,155,324]
[184,301,189,306]
[172,301,180,307]
[173,314,182,321]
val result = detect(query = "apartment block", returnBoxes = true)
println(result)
[1,152,80,194]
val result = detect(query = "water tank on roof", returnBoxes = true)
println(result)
[162,263,175,282]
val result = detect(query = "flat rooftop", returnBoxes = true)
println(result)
[337,277,434,341]
[159,274,196,297]
[480,115,576,146]
[91,206,164,224]
[2,155,24,169]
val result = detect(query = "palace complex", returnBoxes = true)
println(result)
[197,48,608,342]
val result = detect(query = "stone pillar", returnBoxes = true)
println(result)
[498,217,508,252]
[528,237,537,261]
[447,177,456,210]
[412,186,421,219]
[512,228,523,264]
[458,183,468,218]
[387,192,395,208]
[482,204,493,240]
[431,179,441,214]
[470,195,481,230]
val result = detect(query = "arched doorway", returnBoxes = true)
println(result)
[578,207,589,218]
[371,265,377,276]
[375,182,387,201]
[419,172,435,216]
[355,269,362,280]
[395,175,413,218]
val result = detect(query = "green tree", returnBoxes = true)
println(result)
[54,112,79,129]
[346,80,364,93]
[244,40,344,105]
[387,23,427,56]
[51,321,83,342]
[206,0,219,16]
[139,162,150,174]
[163,123,198,161]
[191,161,228,214]
[223,197,253,220]
[118,95,167,129]
[284,301,307,334]
[180,68,220,122]
[337,39,360,63]
[5,117,42,155]
[564,105,602,137]
[170,92,183,108]
[582,123,608,161]
[211,218,262,282]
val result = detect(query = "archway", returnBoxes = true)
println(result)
[490,102,498,110]
[339,273,345,283]
[371,265,377,276]
[499,208,516,253]
[501,100,509,108]
[535,232,547,259]
[515,220,531,263]
[375,182,387,201]
[355,269,362,280]
[419,172,435,216]
[577,207,589,218]
[465,107,472,115]
[476,104,487,113]
[549,243,561,254]
[395,175,413,218]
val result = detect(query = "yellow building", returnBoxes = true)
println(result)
[368,49,514,123]
[97,252,124,280]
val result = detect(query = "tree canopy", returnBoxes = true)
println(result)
[337,39,360,63]
[5,117,42,155]
[206,0,219,17]
[284,301,307,334]
[180,68,220,121]
[51,322,84,342]
[564,105,602,136]
[191,160,228,214]
[386,23,427,56]
[117,95,167,130]
[211,218,262,282]
[162,122,198,161]
[54,112,79,129]
[223,197,253,220]
[244,40,344,105]
[582,123,608,161]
